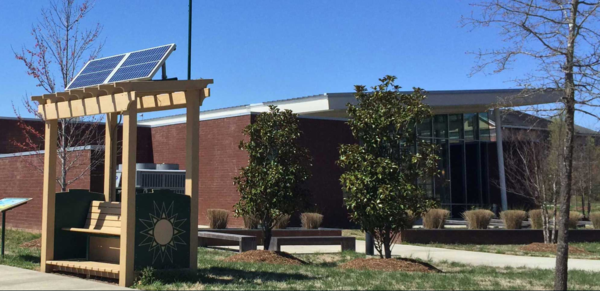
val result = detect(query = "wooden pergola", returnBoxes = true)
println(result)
[32,79,213,287]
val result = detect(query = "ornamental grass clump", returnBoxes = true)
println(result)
[274,214,291,229]
[243,215,259,229]
[301,213,323,229]
[568,211,583,229]
[500,210,527,229]
[207,209,229,229]
[463,209,495,229]
[422,209,450,229]
[590,212,600,229]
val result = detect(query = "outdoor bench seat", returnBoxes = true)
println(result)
[268,236,356,252]
[62,201,121,236]
[198,231,257,252]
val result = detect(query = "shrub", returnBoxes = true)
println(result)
[590,212,600,229]
[528,209,543,229]
[301,213,323,229]
[274,214,291,229]
[243,214,259,229]
[500,210,527,229]
[422,209,450,229]
[207,209,229,229]
[463,209,495,229]
[568,211,583,229]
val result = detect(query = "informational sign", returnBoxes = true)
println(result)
[0,198,31,212]
[1,197,32,258]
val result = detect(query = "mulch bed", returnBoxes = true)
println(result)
[20,238,41,249]
[223,250,307,265]
[339,258,441,273]
[519,243,589,254]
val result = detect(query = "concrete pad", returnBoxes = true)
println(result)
[0,265,129,290]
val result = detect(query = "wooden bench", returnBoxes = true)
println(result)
[268,236,356,252]
[198,231,257,252]
[62,201,121,236]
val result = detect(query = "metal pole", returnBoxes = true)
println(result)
[494,108,508,211]
[187,0,193,80]
[1,211,5,258]
[365,232,374,256]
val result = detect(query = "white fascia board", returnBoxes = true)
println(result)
[0,145,104,159]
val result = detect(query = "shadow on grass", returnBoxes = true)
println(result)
[151,266,314,286]
[16,254,40,264]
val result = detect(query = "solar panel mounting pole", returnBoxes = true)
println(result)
[188,0,193,80]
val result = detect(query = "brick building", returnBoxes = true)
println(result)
[1,89,578,231]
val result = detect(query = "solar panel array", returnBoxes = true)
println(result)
[66,44,175,90]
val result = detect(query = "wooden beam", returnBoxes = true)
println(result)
[104,113,118,202]
[36,90,210,120]
[119,96,137,287]
[41,120,58,273]
[185,90,200,271]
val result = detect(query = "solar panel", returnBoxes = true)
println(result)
[66,44,176,90]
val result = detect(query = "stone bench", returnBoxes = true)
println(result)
[198,231,257,252]
[268,236,356,252]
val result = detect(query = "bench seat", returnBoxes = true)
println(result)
[198,231,257,252]
[62,201,121,236]
[268,236,356,252]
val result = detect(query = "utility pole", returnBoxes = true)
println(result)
[187,0,193,80]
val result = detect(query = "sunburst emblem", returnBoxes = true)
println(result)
[139,201,187,264]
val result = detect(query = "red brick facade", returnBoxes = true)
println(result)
[0,115,355,231]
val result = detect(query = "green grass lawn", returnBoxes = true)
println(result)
[342,229,365,240]
[134,248,600,290]
[2,228,600,290]
[411,242,600,260]
[0,228,40,270]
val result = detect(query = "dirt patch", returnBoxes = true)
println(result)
[223,250,307,265]
[339,258,441,273]
[519,243,589,254]
[20,238,41,249]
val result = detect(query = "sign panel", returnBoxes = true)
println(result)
[0,198,31,212]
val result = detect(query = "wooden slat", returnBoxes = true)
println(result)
[91,201,121,208]
[62,227,120,236]
[88,213,121,221]
[86,219,121,228]
[46,260,119,274]
[90,207,121,215]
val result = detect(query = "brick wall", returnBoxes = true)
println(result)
[150,115,251,227]
[0,151,95,231]
[297,118,356,228]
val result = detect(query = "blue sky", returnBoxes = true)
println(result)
[1,0,596,129]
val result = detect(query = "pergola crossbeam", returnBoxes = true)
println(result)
[33,81,212,120]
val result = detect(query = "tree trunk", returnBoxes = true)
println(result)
[263,216,273,251]
[554,3,577,285]
[383,230,392,259]
[542,207,550,244]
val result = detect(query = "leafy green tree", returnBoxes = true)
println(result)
[234,106,312,250]
[338,76,439,258]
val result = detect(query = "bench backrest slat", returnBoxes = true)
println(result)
[83,201,122,231]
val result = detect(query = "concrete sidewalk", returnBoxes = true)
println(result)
[269,241,600,272]
[0,265,129,290]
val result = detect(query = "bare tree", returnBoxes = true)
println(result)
[503,128,558,243]
[463,1,600,288]
[13,0,105,191]
[572,136,600,218]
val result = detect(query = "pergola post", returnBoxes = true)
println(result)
[40,120,58,273]
[104,112,118,202]
[185,90,200,271]
[119,99,137,287]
